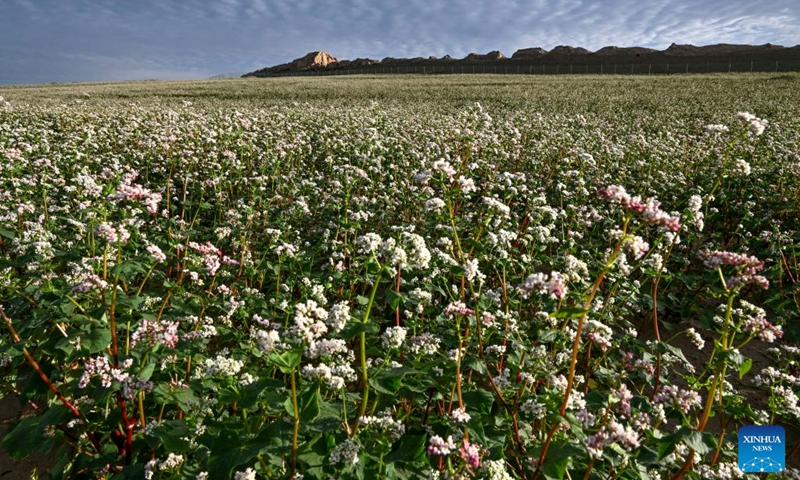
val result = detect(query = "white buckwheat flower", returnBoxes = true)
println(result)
[329,439,360,465]
[450,407,471,424]
[381,326,407,349]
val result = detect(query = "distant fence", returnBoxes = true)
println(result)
[261,60,800,77]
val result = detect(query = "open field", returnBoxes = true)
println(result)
[1,74,799,479]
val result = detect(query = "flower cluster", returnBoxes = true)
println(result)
[585,420,641,458]
[359,411,406,440]
[736,111,769,136]
[187,241,239,276]
[329,439,360,465]
[144,453,185,480]
[107,179,162,214]
[653,385,702,411]
[699,250,769,290]
[597,185,681,231]
[131,319,180,348]
[427,435,457,455]
[518,271,568,300]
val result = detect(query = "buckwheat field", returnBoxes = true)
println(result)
[1,74,798,479]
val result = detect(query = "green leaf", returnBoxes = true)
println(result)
[152,420,192,453]
[667,427,712,455]
[682,429,712,455]
[636,445,661,468]
[139,360,156,381]
[541,456,569,480]
[584,390,610,410]
[299,384,321,422]
[538,329,561,342]
[655,341,691,367]
[386,429,427,463]
[539,441,583,480]
[370,372,403,395]
[462,356,487,375]
[81,327,111,354]
[722,348,746,366]
[117,294,145,311]
[295,434,327,472]
[284,383,321,422]
[385,290,405,310]
[0,227,16,239]
[153,383,199,407]
[307,416,342,433]
[270,348,303,374]
[54,336,75,356]
[551,307,588,319]
[207,426,276,479]
[238,378,286,410]
[111,262,148,282]
[658,438,676,460]
[738,358,753,379]
[218,384,243,405]
[383,460,430,480]
[462,389,495,415]
[340,321,380,339]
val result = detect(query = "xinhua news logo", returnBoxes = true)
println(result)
[738,425,785,473]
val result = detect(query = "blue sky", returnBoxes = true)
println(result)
[1,0,798,85]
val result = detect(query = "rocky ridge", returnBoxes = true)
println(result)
[243,43,799,77]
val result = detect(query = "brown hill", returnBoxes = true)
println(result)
[664,43,784,56]
[243,43,800,77]
[245,51,337,75]
[595,46,658,56]
[464,51,506,60]
[548,45,591,55]
[512,47,547,59]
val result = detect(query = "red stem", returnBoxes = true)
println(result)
[118,393,135,465]
[1,306,103,455]
[533,240,623,479]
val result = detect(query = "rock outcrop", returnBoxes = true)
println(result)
[548,45,590,55]
[595,46,657,56]
[295,51,337,68]
[664,43,784,56]
[464,51,506,60]
[244,51,337,76]
[512,47,547,59]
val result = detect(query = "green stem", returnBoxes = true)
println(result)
[135,262,159,297]
[455,319,464,409]
[706,136,738,202]
[290,370,300,476]
[110,242,122,366]
[351,269,383,435]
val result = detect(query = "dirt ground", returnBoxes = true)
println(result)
[647,317,800,468]
[0,394,53,480]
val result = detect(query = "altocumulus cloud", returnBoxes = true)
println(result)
[1,0,799,84]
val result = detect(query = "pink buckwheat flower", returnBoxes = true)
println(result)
[427,435,457,455]
[598,186,681,232]
[699,250,769,290]
[444,301,475,317]
[459,439,482,468]
[146,244,166,262]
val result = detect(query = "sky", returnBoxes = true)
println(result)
[1,0,799,85]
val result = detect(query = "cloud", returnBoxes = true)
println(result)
[0,0,798,84]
